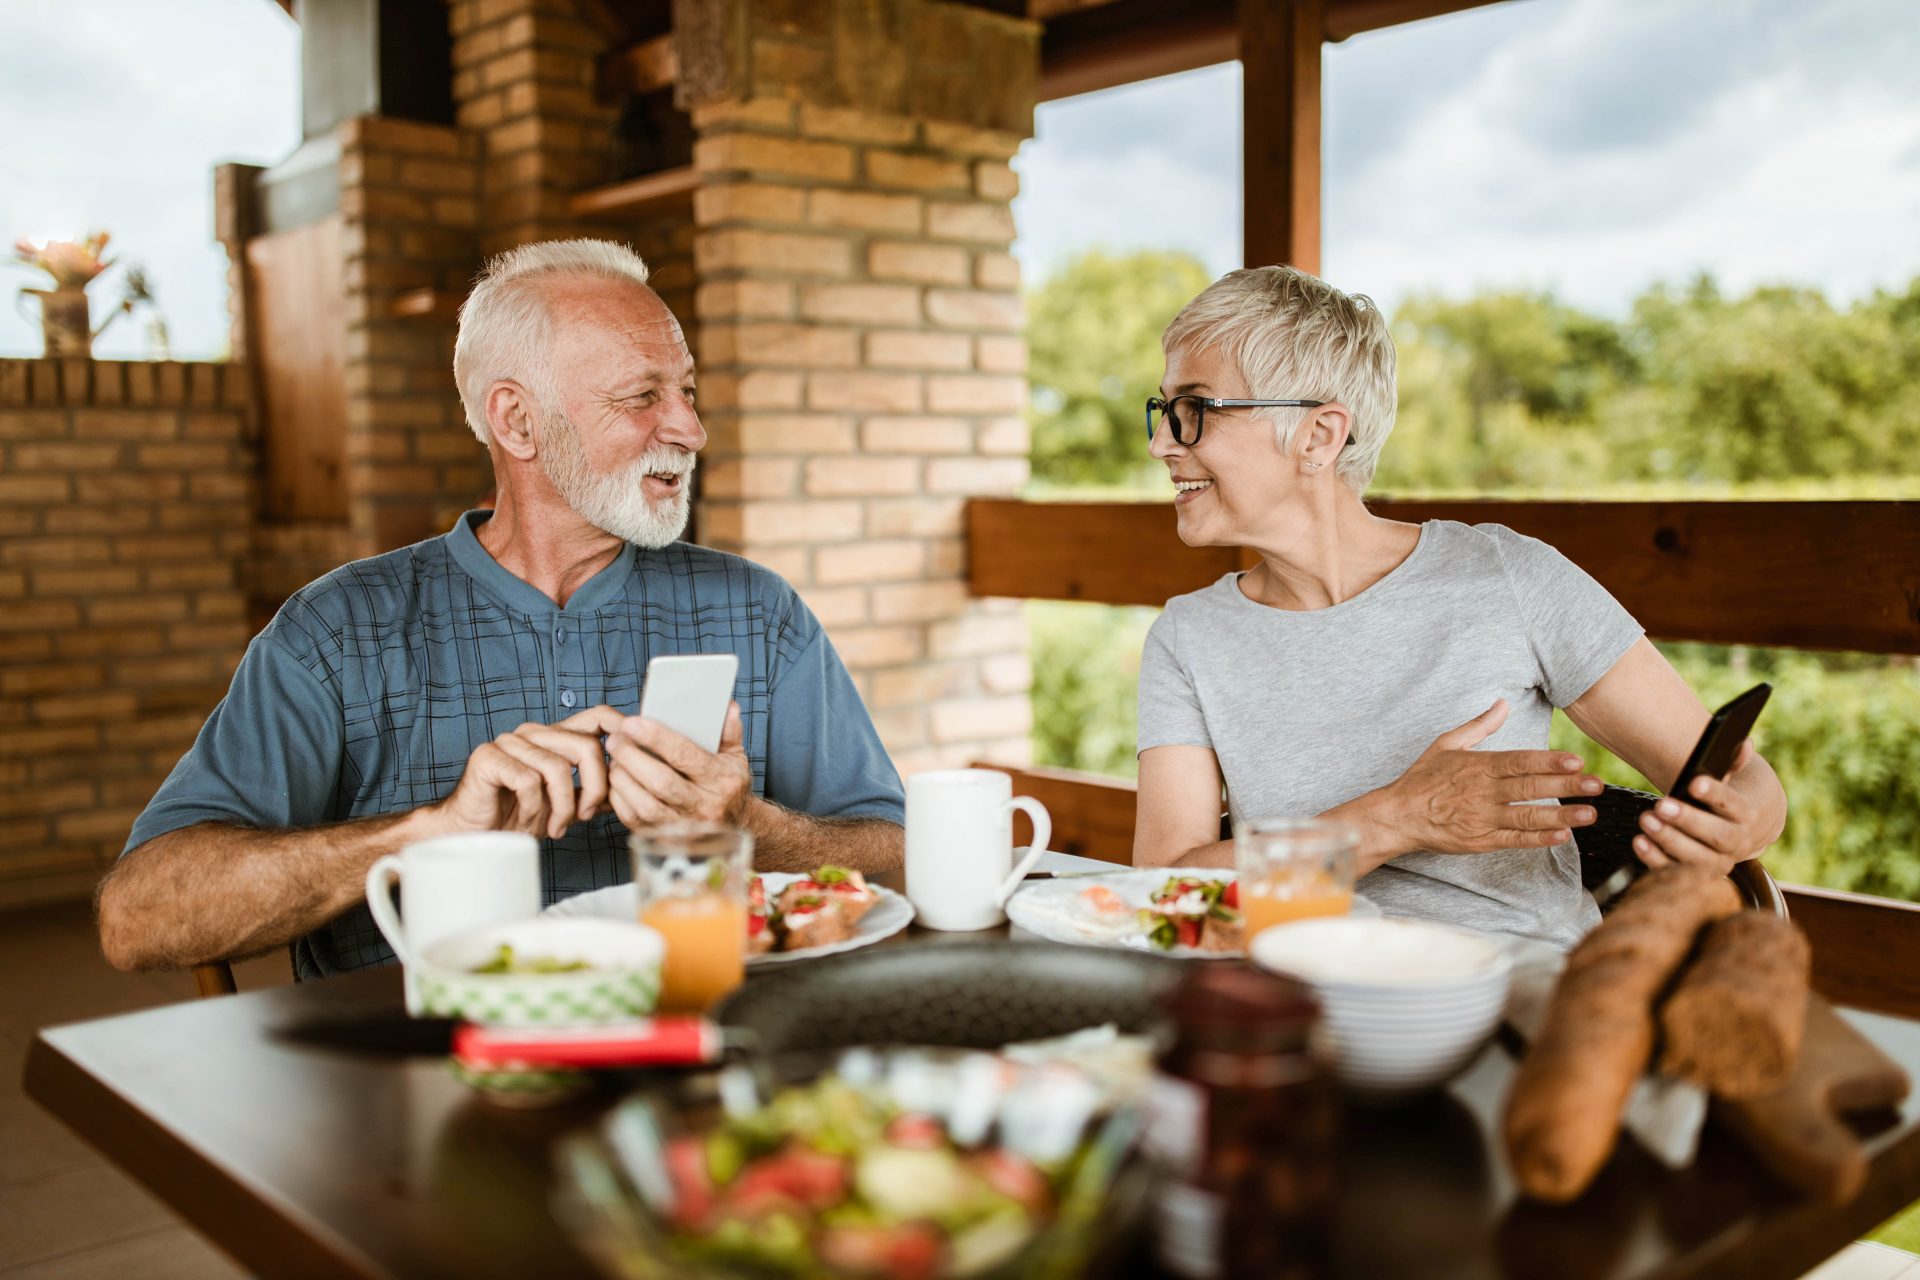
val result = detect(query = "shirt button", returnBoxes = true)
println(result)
[555,628,568,645]
[560,689,577,708]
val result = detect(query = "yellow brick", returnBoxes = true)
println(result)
[696,228,853,278]
[865,331,972,370]
[973,160,1019,200]
[12,442,120,470]
[927,373,1026,414]
[715,413,858,455]
[865,497,964,538]
[696,279,796,320]
[695,133,854,183]
[701,370,805,411]
[71,410,178,441]
[802,585,868,628]
[868,242,968,286]
[802,457,922,497]
[831,626,924,668]
[923,122,1022,159]
[873,580,969,624]
[926,289,1023,332]
[694,181,809,226]
[860,417,975,454]
[700,457,800,499]
[925,456,1030,495]
[870,662,973,709]
[690,98,798,132]
[975,336,1027,374]
[701,500,864,546]
[864,150,971,192]
[928,613,1028,660]
[806,190,922,234]
[806,372,922,413]
[975,251,1022,290]
[707,323,859,369]
[799,283,922,326]
[798,104,916,145]
[927,201,1017,244]
[977,416,1031,455]
[815,540,927,586]
[980,652,1033,695]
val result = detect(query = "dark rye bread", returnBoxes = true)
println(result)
[1659,911,1812,1098]
[1504,866,1742,1203]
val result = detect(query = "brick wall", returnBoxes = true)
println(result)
[0,360,254,909]
[682,1,1041,774]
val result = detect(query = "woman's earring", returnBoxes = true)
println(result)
[1304,461,1324,472]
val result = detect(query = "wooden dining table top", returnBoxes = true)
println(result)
[22,875,1920,1280]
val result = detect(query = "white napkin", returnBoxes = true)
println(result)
[1498,937,1707,1170]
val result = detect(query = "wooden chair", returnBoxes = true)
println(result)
[192,961,237,998]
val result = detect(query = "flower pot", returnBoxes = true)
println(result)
[33,288,93,357]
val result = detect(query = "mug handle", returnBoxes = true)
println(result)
[364,854,412,968]
[994,796,1052,907]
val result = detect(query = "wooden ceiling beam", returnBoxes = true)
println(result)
[1322,0,1509,42]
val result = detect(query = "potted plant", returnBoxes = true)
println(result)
[13,232,121,357]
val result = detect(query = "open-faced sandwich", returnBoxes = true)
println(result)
[749,865,881,956]
[1139,875,1244,953]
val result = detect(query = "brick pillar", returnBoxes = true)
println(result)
[336,117,489,553]
[682,1,1039,774]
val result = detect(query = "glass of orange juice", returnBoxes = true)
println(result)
[631,822,752,1015]
[1236,818,1359,942]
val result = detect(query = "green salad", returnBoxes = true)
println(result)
[661,1077,1072,1278]
[470,943,592,975]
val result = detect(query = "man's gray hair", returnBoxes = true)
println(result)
[1162,266,1397,493]
[453,239,653,444]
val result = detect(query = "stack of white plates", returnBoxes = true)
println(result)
[1249,917,1512,1098]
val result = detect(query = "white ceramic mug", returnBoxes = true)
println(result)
[905,769,1051,931]
[365,832,541,1012]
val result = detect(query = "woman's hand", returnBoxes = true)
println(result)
[1366,699,1605,861]
[1633,739,1770,873]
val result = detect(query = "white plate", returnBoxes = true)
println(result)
[543,873,915,966]
[1005,867,1378,959]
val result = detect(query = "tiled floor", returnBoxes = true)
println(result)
[1,898,1916,1280]
[0,899,288,1278]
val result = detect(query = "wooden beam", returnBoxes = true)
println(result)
[1786,886,1920,1020]
[567,166,698,218]
[598,34,678,101]
[1240,0,1321,272]
[1039,3,1237,102]
[965,498,1920,654]
[1323,0,1509,42]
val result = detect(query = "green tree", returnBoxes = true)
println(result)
[1026,249,1214,491]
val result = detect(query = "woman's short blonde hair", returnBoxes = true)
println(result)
[1162,266,1397,492]
[453,238,653,444]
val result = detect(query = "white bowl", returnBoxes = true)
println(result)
[1251,918,1511,1096]
[416,917,666,1028]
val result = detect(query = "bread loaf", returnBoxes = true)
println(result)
[1659,911,1811,1098]
[1504,865,1741,1202]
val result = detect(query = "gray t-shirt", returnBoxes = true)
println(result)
[1137,520,1643,949]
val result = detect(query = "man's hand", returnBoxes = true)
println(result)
[1378,699,1605,855]
[431,706,625,839]
[1633,738,1769,873]
[606,701,753,829]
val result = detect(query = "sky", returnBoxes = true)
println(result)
[2,0,1917,359]
[1013,0,1920,316]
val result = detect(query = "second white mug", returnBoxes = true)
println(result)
[905,769,1051,931]
[365,831,541,1012]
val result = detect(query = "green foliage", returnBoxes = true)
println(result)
[1025,250,1920,903]
[1026,249,1215,492]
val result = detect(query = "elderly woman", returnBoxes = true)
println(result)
[1133,266,1787,947]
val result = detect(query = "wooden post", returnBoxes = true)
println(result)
[1240,0,1322,274]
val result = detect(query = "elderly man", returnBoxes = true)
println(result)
[99,239,905,978]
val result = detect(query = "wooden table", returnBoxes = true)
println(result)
[23,910,1920,1280]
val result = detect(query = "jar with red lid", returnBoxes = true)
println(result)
[1144,963,1338,1280]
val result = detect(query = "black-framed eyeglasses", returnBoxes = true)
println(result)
[1145,395,1327,446]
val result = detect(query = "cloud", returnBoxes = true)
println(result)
[0,0,299,360]
[1016,0,1920,318]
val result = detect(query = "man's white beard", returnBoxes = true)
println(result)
[538,408,694,549]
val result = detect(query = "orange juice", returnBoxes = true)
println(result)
[641,891,748,1014]
[1243,878,1352,940]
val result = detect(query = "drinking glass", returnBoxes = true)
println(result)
[1235,818,1359,941]
[631,822,753,1014]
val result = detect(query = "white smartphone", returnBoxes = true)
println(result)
[637,654,739,753]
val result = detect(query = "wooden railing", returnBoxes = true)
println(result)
[965,497,1920,1017]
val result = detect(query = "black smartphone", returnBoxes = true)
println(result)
[1669,682,1771,809]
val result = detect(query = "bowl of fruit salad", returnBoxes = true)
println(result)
[555,1047,1150,1280]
